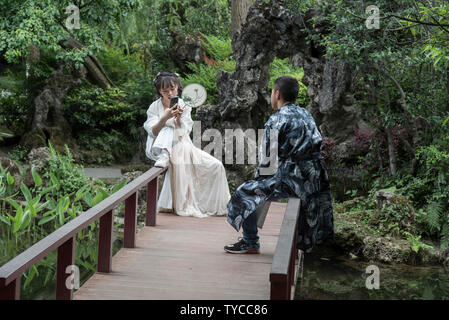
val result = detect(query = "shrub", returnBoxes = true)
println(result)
[62,82,134,132]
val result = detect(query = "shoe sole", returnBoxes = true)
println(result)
[224,247,260,254]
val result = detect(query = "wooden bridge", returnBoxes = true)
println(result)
[0,167,303,300]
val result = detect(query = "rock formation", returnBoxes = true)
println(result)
[195,0,367,169]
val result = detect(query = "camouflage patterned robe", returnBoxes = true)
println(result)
[226,103,334,253]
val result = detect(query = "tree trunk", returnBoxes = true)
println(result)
[59,38,115,89]
[231,0,255,38]
[20,62,87,154]
[446,67,449,110]
[376,66,419,176]
[386,126,397,176]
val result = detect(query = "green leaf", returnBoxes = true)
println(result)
[57,199,65,225]
[49,172,60,190]
[38,214,57,226]
[92,189,105,206]
[23,265,39,289]
[31,167,42,187]
[20,183,32,203]
[443,116,449,127]
[83,192,93,207]
[8,198,21,211]
[0,215,11,225]
[20,210,32,230]
[12,206,23,233]
[74,184,89,203]
[36,200,50,213]
[6,172,14,185]
[42,208,56,217]
[111,179,127,194]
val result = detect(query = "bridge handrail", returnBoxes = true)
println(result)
[269,198,301,300]
[0,166,166,300]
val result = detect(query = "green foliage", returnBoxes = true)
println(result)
[181,60,235,105]
[62,81,134,130]
[181,36,308,106]
[0,74,30,135]
[0,148,129,298]
[268,58,309,106]
[200,35,232,61]
[77,129,137,165]
[39,142,88,196]
[0,0,142,66]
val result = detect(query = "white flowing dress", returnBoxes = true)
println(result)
[143,98,230,217]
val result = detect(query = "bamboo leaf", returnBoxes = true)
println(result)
[57,199,65,225]
[23,265,39,289]
[20,210,32,230]
[92,190,104,207]
[38,215,57,226]
[8,198,21,211]
[6,172,14,185]
[42,208,56,217]
[12,206,23,233]
[49,172,60,190]
[83,192,93,207]
[443,116,449,127]
[31,167,42,187]
[20,182,32,203]
[0,215,11,225]
[74,185,89,203]
[111,179,127,194]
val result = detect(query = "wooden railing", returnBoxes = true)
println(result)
[270,198,302,300]
[0,166,167,300]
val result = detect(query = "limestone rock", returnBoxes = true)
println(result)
[170,31,206,73]
[362,236,411,264]
[0,156,21,192]
[371,190,416,235]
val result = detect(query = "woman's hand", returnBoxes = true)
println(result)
[162,104,179,121]
[175,107,184,127]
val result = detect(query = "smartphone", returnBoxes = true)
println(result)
[170,96,179,109]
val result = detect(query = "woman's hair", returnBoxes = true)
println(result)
[153,70,183,96]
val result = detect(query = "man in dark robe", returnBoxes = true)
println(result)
[224,76,334,254]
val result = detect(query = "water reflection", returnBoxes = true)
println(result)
[295,245,449,300]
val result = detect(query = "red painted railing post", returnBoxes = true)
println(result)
[0,277,21,300]
[146,178,158,226]
[98,210,114,272]
[124,192,138,248]
[294,230,298,260]
[270,276,289,300]
[56,236,76,300]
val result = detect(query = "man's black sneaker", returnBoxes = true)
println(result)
[224,237,260,254]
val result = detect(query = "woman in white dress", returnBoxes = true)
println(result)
[143,71,230,218]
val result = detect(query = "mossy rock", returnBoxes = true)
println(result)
[81,150,114,164]
[370,190,417,236]
[328,212,372,254]
[362,236,412,264]
[121,164,151,174]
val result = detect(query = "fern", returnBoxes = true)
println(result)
[441,222,449,249]
[201,34,232,61]
[425,200,444,232]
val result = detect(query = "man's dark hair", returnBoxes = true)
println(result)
[273,76,299,103]
[153,70,183,96]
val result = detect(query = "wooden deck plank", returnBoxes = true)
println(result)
[73,202,288,300]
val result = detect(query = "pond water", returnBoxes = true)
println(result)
[294,245,449,300]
